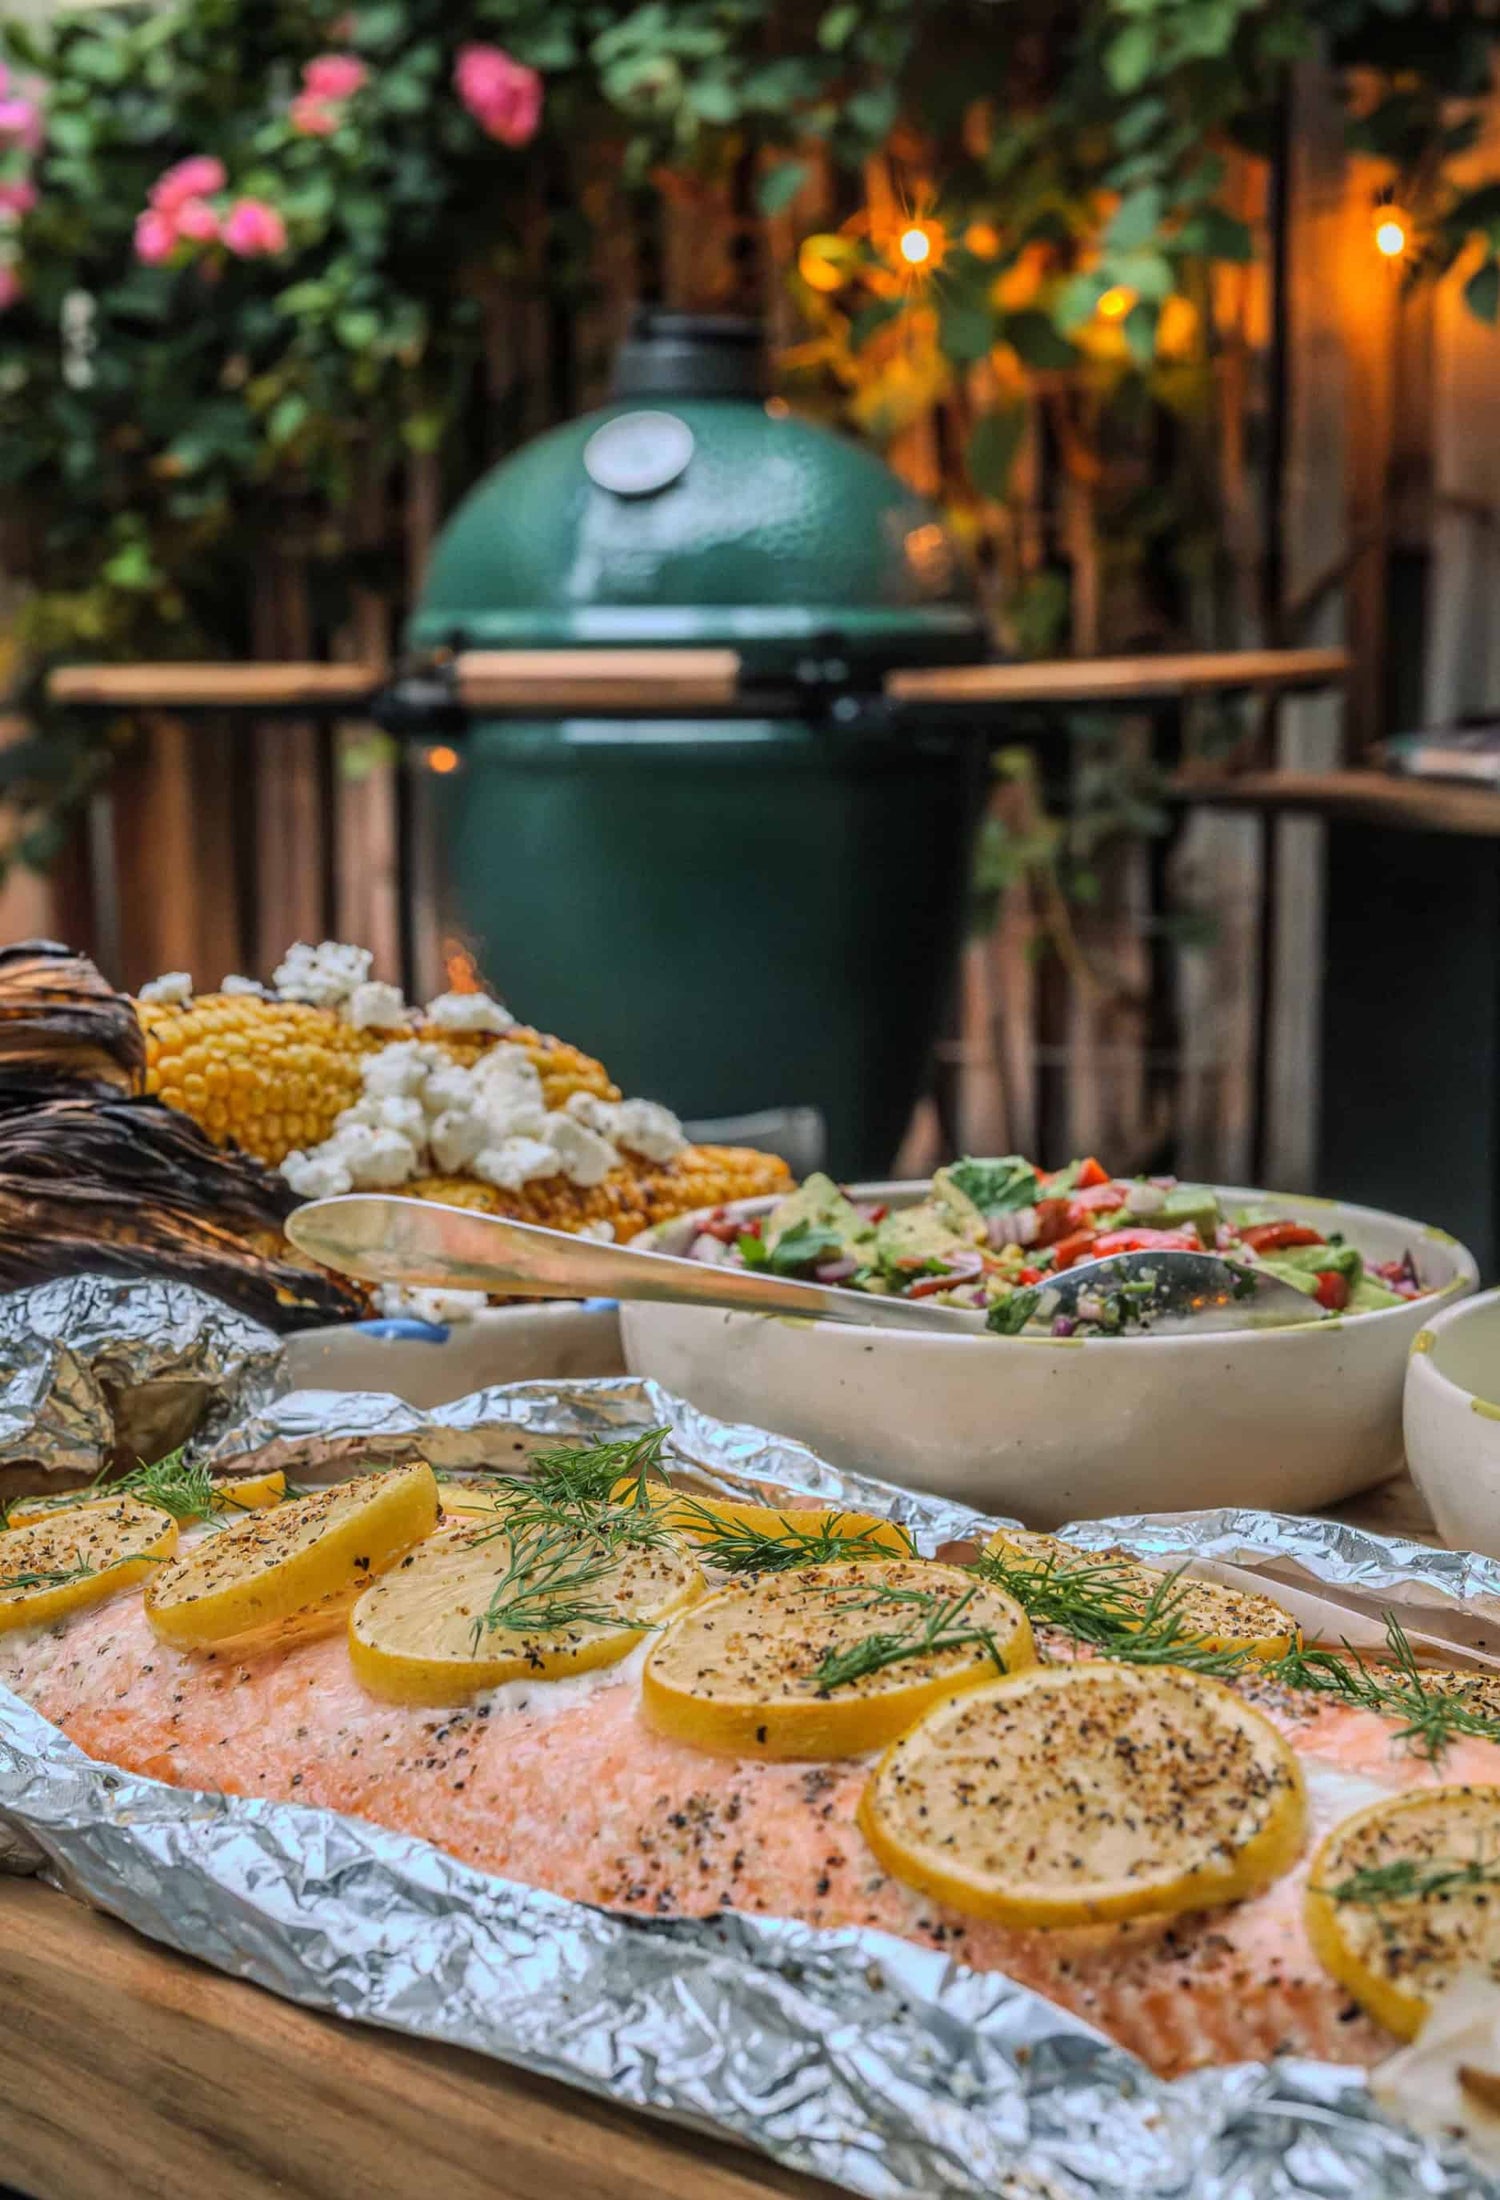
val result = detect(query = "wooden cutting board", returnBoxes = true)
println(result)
[0,1876,836,2200]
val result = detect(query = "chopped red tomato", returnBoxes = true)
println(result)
[696,1211,743,1243]
[1049,1231,1102,1272]
[1091,1227,1201,1257]
[864,1204,889,1224]
[1031,1199,1073,1246]
[1073,1156,1110,1188]
[906,1274,958,1298]
[1313,1270,1351,1312]
[1239,1221,1324,1254]
[1068,1181,1129,1215]
[1017,1266,1043,1285]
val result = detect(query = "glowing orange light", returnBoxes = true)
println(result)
[764,395,791,419]
[797,233,848,294]
[1097,284,1135,321]
[426,744,461,774]
[442,936,482,993]
[1375,213,1408,259]
[899,225,933,267]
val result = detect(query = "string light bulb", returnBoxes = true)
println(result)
[898,224,933,267]
[1374,209,1409,259]
[425,744,461,775]
[1097,284,1136,321]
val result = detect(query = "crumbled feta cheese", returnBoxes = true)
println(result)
[473,1047,548,1140]
[361,1040,443,1100]
[425,989,515,1035]
[138,971,193,1005]
[576,1220,616,1243]
[473,1136,561,1190]
[336,1094,427,1146]
[545,1111,619,1187]
[219,974,266,997]
[281,1147,354,1199]
[566,1090,687,1162]
[273,939,372,1008]
[373,1284,489,1326]
[332,1122,420,1189]
[421,1062,479,1119]
[347,980,409,1032]
[428,1107,488,1174]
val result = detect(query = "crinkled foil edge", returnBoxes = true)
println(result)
[0,1375,1495,2200]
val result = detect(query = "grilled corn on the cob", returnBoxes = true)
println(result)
[410,1145,791,1244]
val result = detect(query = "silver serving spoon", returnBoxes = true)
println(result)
[285,1195,989,1333]
[1032,1247,1327,1336]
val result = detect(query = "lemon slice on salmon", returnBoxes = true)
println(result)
[144,1462,439,1649]
[349,1519,704,1704]
[981,1527,1299,1659]
[0,1498,178,1633]
[6,1466,286,1531]
[859,1661,1307,1927]
[1305,1786,1500,2039]
[640,1558,1034,1760]
[619,1483,916,1570]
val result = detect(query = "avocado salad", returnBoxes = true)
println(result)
[685,1156,1432,1337]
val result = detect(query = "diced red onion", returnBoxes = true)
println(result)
[987,1206,1038,1250]
[1074,1293,1106,1323]
[815,1257,859,1284]
[1051,1314,1079,1337]
[1123,1182,1165,1218]
[943,1249,986,1277]
[690,1232,733,1265]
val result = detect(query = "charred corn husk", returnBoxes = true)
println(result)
[410,1145,791,1244]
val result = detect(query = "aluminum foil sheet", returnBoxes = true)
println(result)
[0,1272,284,1485]
[0,1372,1496,2199]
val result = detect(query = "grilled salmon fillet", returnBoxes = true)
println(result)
[4,1591,1497,2079]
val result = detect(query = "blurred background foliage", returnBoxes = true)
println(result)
[3,0,1500,869]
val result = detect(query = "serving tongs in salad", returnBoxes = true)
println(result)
[289,1199,1322,1338]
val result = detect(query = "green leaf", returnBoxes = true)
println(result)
[767,1220,845,1275]
[757,160,810,214]
[1003,308,1076,369]
[848,294,902,349]
[1465,258,1500,323]
[1104,185,1163,254]
[1104,22,1156,92]
[267,393,310,446]
[1123,299,1159,365]
[335,309,382,352]
[966,405,1026,499]
[818,3,860,49]
[846,83,898,139]
[938,294,994,363]
[1177,205,1254,262]
[947,1155,1040,1216]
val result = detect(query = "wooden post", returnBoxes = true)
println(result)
[252,550,329,975]
[109,713,243,991]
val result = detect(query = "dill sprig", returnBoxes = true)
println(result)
[462,1428,677,1648]
[1318,1851,1500,1908]
[0,1448,268,1532]
[1264,1614,1500,1764]
[0,1556,99,1594]
[670,1498,917,1575]
[972,1545,1251,1679]
[973,1544,1500,1763]
[812,1579,1009,1692]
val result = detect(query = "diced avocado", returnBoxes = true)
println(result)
[1155,1184,1222,1248]
[1349,1276,1404,1311]
[928,1165,988,1235]
[763,1173,872,1259]
[1256,1242,1365,1300]
[873,1203,975,1275]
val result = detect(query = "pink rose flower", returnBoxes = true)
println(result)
[0,97,42,156]
[454,44,543,148]
[303,53,366,101]
[290,92,339,136]
[0,176,36,217]
[0,261,21,311]
[150,155,227,213]
[221,197,287,257]
[134,208,178,264]
[175,196,219,242]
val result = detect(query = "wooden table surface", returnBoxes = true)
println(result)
[0,1470,1445,2200]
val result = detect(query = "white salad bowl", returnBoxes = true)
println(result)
[1403,1285,1500,1557]
[624,1181,1476,1526]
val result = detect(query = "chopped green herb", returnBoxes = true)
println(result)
[766,1220,846,1275]
[669,1499,916,1575]
[811,1579,1009,1692]
[946,1156,1041,1216]
[986,1287,1040,1336]
[973,1544,1251,1678]
[1318,1853,1500,1908]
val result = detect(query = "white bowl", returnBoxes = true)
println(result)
[623,1181,1476,1526]
[1403,1286,1500,1556]
[283,1301,625,1410]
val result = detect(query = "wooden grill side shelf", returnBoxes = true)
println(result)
[0,1875,832,2200]
[1174,767,1500,839]
[888,647,1348,706]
